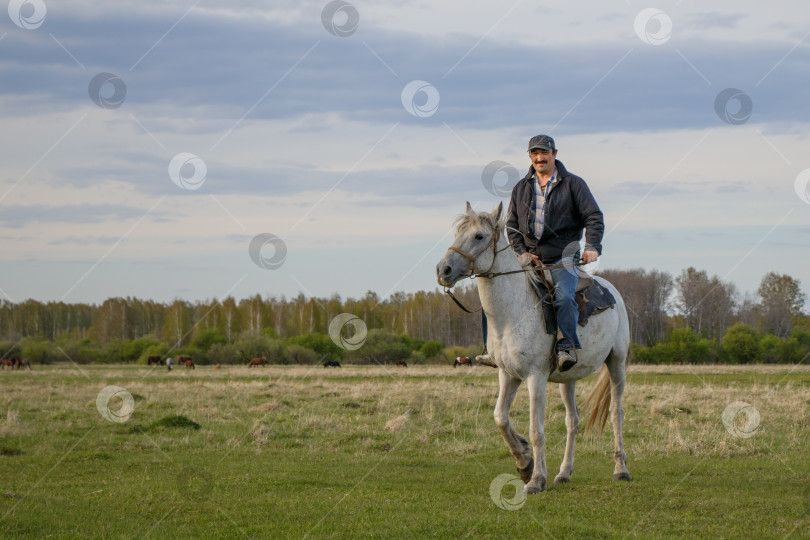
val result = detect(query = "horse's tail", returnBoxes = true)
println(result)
[583,365,611,435]
[584,346,631,435]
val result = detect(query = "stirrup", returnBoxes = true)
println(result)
[557,349,577,372]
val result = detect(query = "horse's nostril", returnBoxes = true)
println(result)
[443,265,451,275]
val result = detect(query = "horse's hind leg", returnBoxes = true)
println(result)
[493,371,532,481]
[606,349,631,481]
[524,373,548,494]
[554,382,578,484]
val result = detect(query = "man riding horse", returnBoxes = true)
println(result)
[477,134,604,373]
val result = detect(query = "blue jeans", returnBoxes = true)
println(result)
[480,256,581,351]
[550,257,581,350]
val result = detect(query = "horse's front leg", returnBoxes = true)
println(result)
[493,370,532,479]
[554,382,578,484]
[524,373,548,494]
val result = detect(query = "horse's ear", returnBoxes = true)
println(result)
[465,201,473,214]
[491,201,503,224]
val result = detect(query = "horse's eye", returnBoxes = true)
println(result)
[475,233,484,240]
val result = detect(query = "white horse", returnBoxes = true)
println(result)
[436,202,631,494]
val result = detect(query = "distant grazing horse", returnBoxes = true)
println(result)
[179,355,195,369]
[248,356,266,367]
[147,356,163,366]
[12,357,30,370]
[437,202,631,493]
[396,359,407,368]
[323,360,341,368]
[454,356,472,368]
[0,359,12,370]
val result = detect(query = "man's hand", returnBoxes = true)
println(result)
[518,253,540,267]
[581,250,599,264]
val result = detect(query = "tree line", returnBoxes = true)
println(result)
[0,268,806,365]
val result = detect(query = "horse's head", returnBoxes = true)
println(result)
[436,201,504,287]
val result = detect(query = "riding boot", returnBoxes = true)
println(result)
[475,346,497,368]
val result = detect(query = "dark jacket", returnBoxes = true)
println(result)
[506,160,604,263]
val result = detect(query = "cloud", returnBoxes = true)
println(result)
[687,12,748,30]
[2,7,809,135]
[0,203,152,228]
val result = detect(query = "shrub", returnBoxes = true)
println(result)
[286,344,318,365]
[419,340,444,360]
[344,329,411,365]
[287,332,343,362]
[722,323,759,364]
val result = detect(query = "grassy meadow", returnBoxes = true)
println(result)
[1,363,809,539]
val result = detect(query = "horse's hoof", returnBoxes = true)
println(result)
[523,480,546,495]
[613,473,632,482]
[517,458,534,483]
[553,475,570,484]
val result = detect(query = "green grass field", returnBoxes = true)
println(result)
[1,363,808,539]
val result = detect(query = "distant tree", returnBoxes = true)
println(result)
[675,267,737,340]
[757,272,806,337]
[597,268,673,346]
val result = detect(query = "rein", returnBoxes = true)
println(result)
[442,221,585,313]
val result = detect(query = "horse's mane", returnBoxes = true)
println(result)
[453,209,506,235]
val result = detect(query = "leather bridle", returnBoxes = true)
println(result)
[445,222,514,279]
[442,221,585,313]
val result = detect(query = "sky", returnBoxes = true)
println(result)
[1,0,809,306]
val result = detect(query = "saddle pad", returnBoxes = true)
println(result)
[575,281,616,326]
[529,275,616,334]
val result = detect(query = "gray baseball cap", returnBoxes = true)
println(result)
[528,134,556,151]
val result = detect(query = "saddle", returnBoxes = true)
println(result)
[529,267,616,335]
